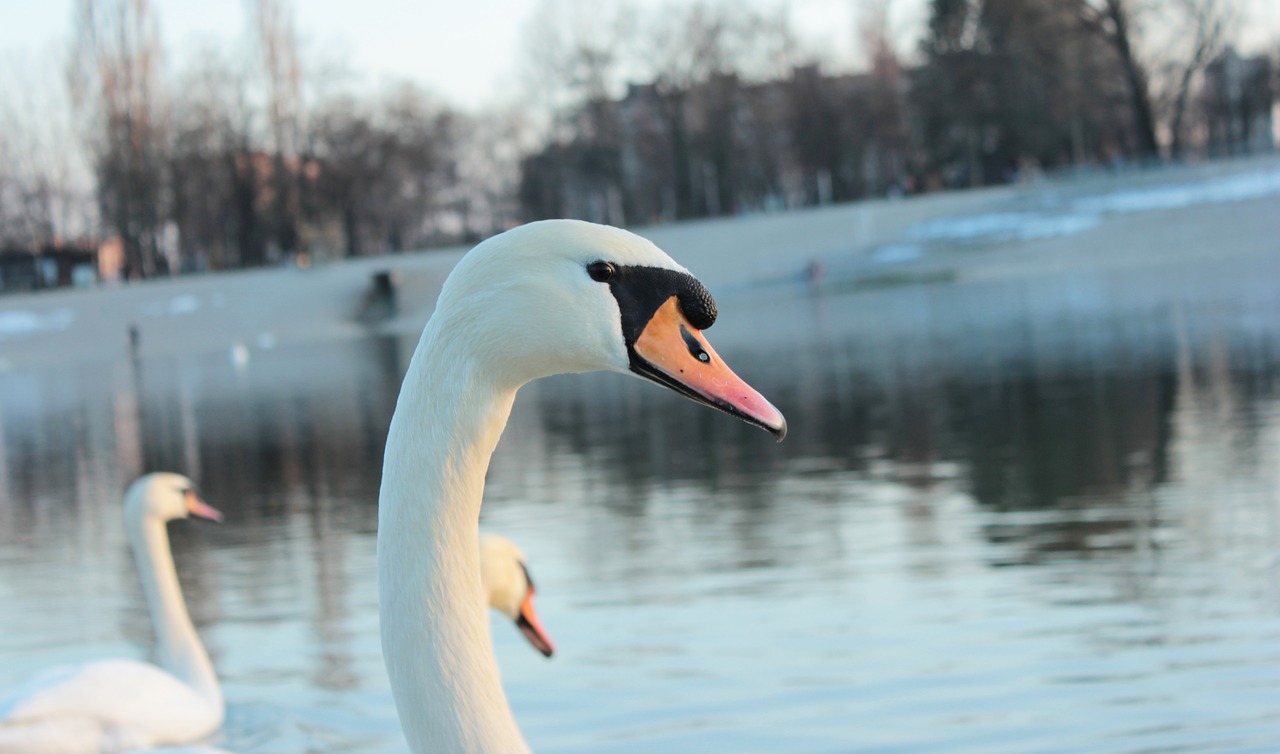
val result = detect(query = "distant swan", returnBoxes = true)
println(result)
[480,535,554,657]
[378,219,785,753]
[0,473,224,754]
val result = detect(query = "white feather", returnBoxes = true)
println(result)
[0,474,223,753]
[379,220,694,754]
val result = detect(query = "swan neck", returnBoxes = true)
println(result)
[131,514,222,708]
[379,327,528,754]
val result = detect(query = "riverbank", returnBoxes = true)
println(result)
[1,154,1276,372]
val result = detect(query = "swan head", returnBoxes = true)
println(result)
[435,219,786,439]
[124,472,224,525]
[480,535,555,658]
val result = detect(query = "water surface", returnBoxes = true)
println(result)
[1,249,1278,753]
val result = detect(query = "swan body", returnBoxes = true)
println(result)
[378,219,784,753]
[0,473,224,754]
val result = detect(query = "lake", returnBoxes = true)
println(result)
[1,243,1278,753]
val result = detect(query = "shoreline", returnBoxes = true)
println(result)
[1,154,1276,372]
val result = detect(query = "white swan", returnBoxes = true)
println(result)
[0,473,224,754]
[480,535,555,658]
[378,219,785,753]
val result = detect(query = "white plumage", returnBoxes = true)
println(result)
[378,220,783,753]
[0,473,224,754]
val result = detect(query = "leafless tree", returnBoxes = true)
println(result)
[379,86,461,249]
[454,106,534,238]
[253,0,303,157]
[1160,0,1236,157]
[857,0,909,193]
[0,53,95,247]
[309,86,459,257]
[638,1,795,217]
[167,45,256,270]
[68,0,170,278]
[1074,0,1161,159]
[250,0,305,260]
[516,0,636,222]
[519,0,635,125]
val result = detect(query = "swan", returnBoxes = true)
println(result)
[0,473,224,754]
[378,219,785,753]
[480,535,555,658]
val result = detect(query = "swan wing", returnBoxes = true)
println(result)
[0,659,218,752]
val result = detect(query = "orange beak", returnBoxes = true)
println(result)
[514,590,555,658]
[184,490,223,522]
[630,297,786,440]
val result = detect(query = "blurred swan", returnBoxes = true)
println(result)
[480,535,554,657]
[379,220,785,752]
[0,473,224,754]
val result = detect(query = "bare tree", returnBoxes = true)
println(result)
[252,0,303,157]
[1074,0,1161,159]
[309,86,459,257]
[250,0,305,260]
[379,85,460,249]
[0,53,95,247]
[453,106,534,238]
[1162,0,1236,157]
[516,0,636,222]
[638,1,795,217]
[167,45,256,270]
[68,0,170,279]
[857,0,909,193]
[517,0,645,135]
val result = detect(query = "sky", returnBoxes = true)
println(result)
[0,0,1276,112]
[0,0,928,111]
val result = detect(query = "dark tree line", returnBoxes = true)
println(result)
[518,0,1272,219]
[518,0,815,223]
[908,0,1140,186]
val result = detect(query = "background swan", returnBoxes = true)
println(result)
[0,473,224,754]
[481,535,555,658]
[379,219,785,753]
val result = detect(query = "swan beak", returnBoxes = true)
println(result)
[630,296,787,441]
[185,491,223,523]
[515,591,555,658]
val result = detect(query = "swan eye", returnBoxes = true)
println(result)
[586,261,615,283]
[518,561,536,593]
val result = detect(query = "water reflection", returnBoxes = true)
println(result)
[1,250,1278,752]
[534,286,1278,559]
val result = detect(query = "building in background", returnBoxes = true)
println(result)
[0,244,99,294]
